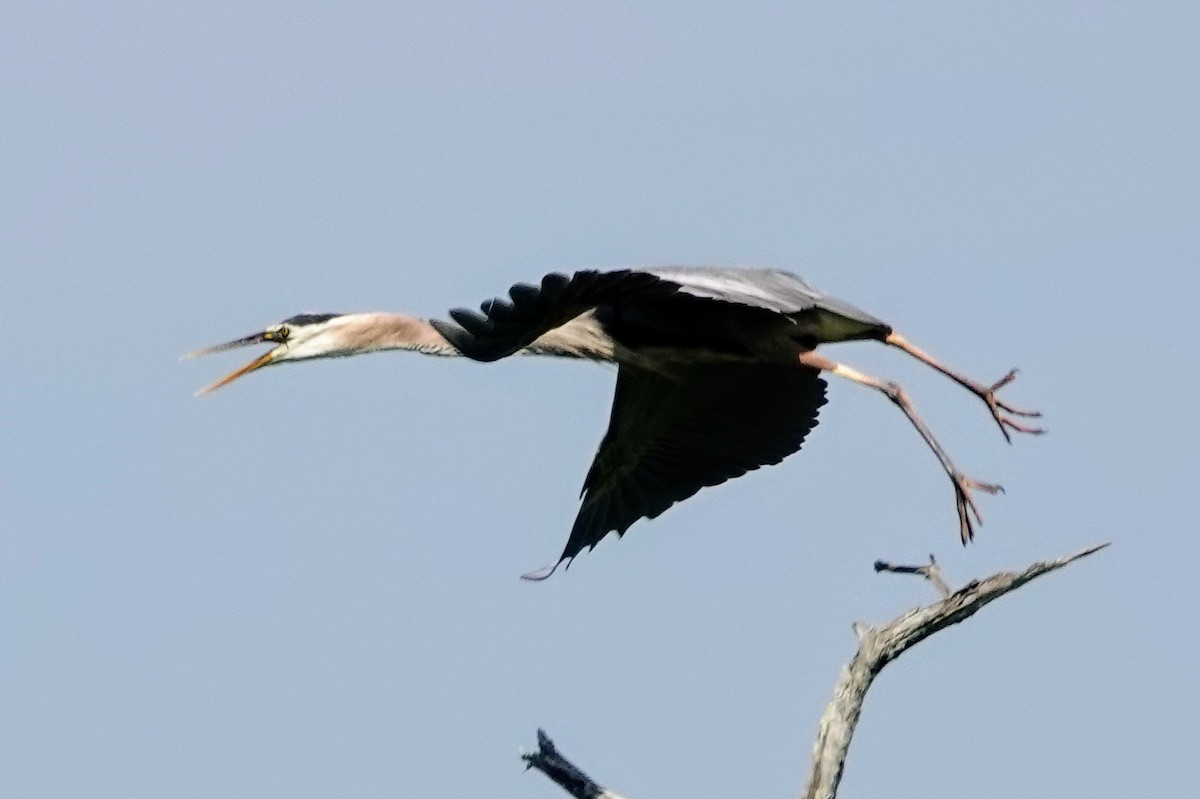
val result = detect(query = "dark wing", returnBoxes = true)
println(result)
[430,269,681,362]
[556,361,827,567]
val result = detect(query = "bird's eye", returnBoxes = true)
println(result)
[267,325,290,342]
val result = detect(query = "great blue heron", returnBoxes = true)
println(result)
[188,267,1042,577]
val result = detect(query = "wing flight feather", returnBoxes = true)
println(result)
[555,361,828,566]
[431,270,679,362]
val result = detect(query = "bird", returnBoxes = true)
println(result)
[187,267,1043,578]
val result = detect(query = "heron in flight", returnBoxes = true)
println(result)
[188,267,1042,577]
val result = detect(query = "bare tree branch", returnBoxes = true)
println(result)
[522,729,627,799]
[522,543,1108,799]
[801,542,1109,799]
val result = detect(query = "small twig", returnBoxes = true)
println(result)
[874,553,952,597]
[522,729,627,799]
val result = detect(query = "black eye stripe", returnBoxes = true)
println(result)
[281,313,343,327]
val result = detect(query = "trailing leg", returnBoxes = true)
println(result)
[798,351,1001,544]
[884,332,1045,443]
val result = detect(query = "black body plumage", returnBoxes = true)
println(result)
[435,267,891,569]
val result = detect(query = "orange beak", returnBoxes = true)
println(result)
[183,332,278,395]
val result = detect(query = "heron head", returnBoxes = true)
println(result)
[185,312,352,395]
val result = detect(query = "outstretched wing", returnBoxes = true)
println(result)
[430,269,680,362]
[433,267,890,359]
[556,361,827,567]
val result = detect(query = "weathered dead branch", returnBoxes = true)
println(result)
[523,543,1108,799]
[803,542,1107,799]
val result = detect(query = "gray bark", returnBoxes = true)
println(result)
[802,542,1107,799]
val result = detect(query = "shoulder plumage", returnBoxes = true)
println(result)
[431,269,679,361]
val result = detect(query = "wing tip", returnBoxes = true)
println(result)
[520,556,572,582]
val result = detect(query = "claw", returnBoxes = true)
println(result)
[953,475,1004,544]
[978,369,1046,443]
[884,334,1047,440]
[991,370,1043,417]
[989,368,1018,391]
[957,497,977,544]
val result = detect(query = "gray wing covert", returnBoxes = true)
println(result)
[431,270,681,362]
[643,266,824,314]
[556,361,828,566]
[644,266,890,339]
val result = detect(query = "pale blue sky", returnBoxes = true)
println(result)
[3,3,1197,797]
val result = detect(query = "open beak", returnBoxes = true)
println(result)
[183,332,280,395]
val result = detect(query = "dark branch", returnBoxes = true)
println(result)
[874,553,952,597]
[522,729,626,799]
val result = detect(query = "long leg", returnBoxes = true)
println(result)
[885,332,1045,443]
[798,351,1001,544]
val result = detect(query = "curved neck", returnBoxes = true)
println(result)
[342,312,461,357]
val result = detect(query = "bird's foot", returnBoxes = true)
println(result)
[954,473,1004,544]
[975,369,1046,443]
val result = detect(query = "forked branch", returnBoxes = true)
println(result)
[522,543,1108,799]
[803,542,1107,799]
